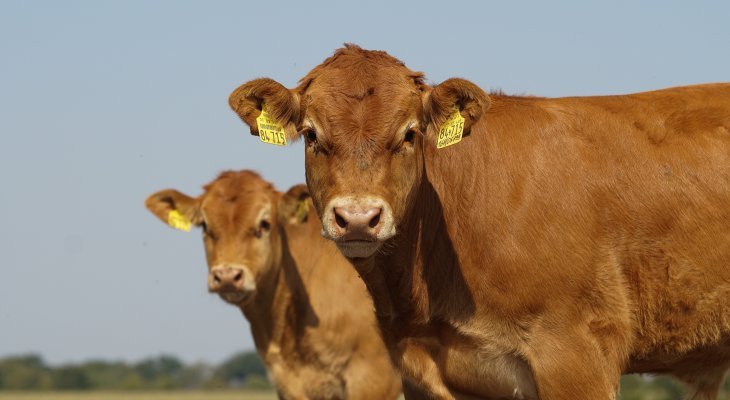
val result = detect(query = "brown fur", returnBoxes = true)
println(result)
[145,170,401,400]
[229,45,730,399]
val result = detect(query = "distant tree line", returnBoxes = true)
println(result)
[0,351,270,391]
[1,352,729,398]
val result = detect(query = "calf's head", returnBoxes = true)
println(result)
[229,44,489,259]
[145,171,310,304]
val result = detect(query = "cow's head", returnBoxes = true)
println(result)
[145,171,311,304]
[229,45,489,259]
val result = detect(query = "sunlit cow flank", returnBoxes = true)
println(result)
[145,170,401,400]
[229,45,730,399]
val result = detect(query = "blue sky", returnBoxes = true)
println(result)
[1,1,728,365]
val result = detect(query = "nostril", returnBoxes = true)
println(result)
[334,211,348,229]
[233,270,243,283]
[368,209,382,228]
[213,274,221,284]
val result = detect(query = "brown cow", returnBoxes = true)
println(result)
[145,170,401,400]
[229,45,730,399]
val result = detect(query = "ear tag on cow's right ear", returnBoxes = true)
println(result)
[256,104,287,146]
[167,210,191,232]
[436,106,465,149]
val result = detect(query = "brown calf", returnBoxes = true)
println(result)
[229,45,730,399]
[145,170,401,400]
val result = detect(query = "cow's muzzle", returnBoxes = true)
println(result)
[322,196,395,258]
[208,265,256,304]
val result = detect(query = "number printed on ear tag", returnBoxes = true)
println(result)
[168,210,191,232]
[256,104,287,146]
[437,106,465,149]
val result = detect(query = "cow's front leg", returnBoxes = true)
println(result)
[398,338,456,400]
[525,324,626,400]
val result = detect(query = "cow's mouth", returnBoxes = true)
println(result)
[335,239,380,259]
[219,290,253,305]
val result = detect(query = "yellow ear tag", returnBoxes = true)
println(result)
[294,199,309,222]
[256,104,287,146]
[436,106,465,149]
[167,210,191,232]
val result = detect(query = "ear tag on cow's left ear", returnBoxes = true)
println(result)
[294,199,309,223]
[436,106,465,149]
[256,104,287,146]
[167,210,191,232]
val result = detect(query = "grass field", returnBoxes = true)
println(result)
[0,392,277,400]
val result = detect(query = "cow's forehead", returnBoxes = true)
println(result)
[303,70,422,137]
[200,172,276,224]
[201,191,272,233]
[305,65,419,101]
[297,46,425,135]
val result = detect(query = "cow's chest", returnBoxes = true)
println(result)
[264,343,347,400]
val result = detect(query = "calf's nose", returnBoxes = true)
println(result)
[209,268,245,292]
[333,206,382,239]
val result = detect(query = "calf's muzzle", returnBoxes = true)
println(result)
[209,267,246,293]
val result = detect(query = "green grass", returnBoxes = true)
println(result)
[0,391,277,400]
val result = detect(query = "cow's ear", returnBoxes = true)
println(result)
[229,78,300,142]
[423,78,490,142]
[144,189,201,232]
[278,184,311,225]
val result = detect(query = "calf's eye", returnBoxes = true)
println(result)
[202,223,218,241]
[254,219,271,239]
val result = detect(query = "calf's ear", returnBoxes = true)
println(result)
[229,78,300,142]
[278,184,311,225]
[423,78,490,142]
[144,189,201,232]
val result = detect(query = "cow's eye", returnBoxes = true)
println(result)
[202,223,218,241]
[404,129,417,144]
[304,129,318,146]
[302,127,329,154]
[254,220,270,239]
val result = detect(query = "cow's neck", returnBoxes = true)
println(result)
[241,228,312,362]
[356,164,475,336]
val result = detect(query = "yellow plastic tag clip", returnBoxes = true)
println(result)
[168,210,191,232]
[256,104,287,146]
[294,199,309,222]
[436,106,465,149]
